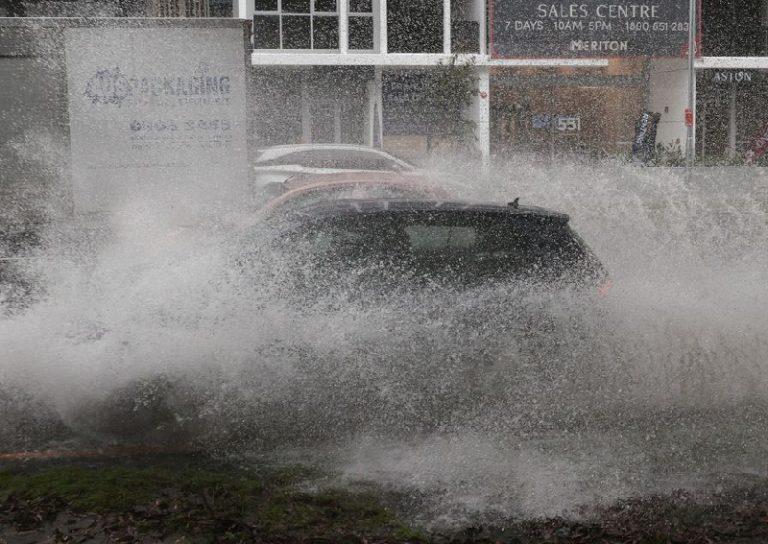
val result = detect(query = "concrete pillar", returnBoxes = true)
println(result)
[728,86,737,158]
[443,0,452,54]
[377,0,387,54]
[474,0,486,55]
[647,59,690,153]
[235,0,253,19]
[365,68,384,148]
[339,0,349,54]
[374,67,384,148]
[365,80,375,146]
[301,73,312,143]
[467,65,490,162]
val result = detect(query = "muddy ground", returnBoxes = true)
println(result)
[2,453,768,543]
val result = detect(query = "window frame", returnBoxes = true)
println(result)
[253,0,340,52]
[291,211,598,283]
[253,0,380,52]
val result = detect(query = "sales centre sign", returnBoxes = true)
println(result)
[491,1,692,58]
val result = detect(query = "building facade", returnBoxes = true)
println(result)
[1,0,767,164]
[237,0,768,164]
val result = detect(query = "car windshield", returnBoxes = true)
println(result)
[291,211,602,284]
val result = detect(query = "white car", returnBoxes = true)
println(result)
[252,144,417,185]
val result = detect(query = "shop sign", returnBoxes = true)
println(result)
[64,27,249,213]
[491,0,692,58]
[711,70,758,85]
[555,115,581,132]
[531,114,581,131]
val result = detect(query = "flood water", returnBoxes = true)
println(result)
[1,162,767,526]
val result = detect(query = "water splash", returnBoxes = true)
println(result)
[1,161,768,524]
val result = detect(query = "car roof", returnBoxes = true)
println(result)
[255,144,406,164]
[285,198,570,222]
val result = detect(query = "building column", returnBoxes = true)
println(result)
[375,68,383,148]
[443,0,451,54]
[648,59,690,152]
[728,85,737,158]
[365,80,374,146]
[474,0,486,55]
[339,0,349,54]
[301,73,312,143]
[467,66,490,162]
[365,67,384,148]
[377,0,387,54]
[234,0,253,19]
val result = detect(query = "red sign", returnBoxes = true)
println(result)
[684,108,694,127]
[745,121,768,164]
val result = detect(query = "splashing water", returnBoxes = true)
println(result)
[1,161,768,525]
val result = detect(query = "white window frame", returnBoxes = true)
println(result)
[253,0,341,52]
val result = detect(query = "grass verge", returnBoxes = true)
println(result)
[0,454,426,543]
[3,454,768,543]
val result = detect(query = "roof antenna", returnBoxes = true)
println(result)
[508,198,520,209]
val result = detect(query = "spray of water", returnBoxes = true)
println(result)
[1,159,768,524]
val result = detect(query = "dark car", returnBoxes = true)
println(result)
[246,198,610,298]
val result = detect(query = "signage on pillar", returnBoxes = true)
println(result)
[491,0,693,58]
[685,108,694,127]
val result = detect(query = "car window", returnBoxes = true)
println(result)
[258,149,404,171]
[405,225,477,251]
[297,212,599,282]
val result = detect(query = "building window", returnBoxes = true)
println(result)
[254,0,339,50]
[283,14,312,48]
[209,0,233,16]
[387,0,443,54]
[314,15,339,49]
[349,0,374,50]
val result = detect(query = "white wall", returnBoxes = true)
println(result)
[647,59,691,150]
